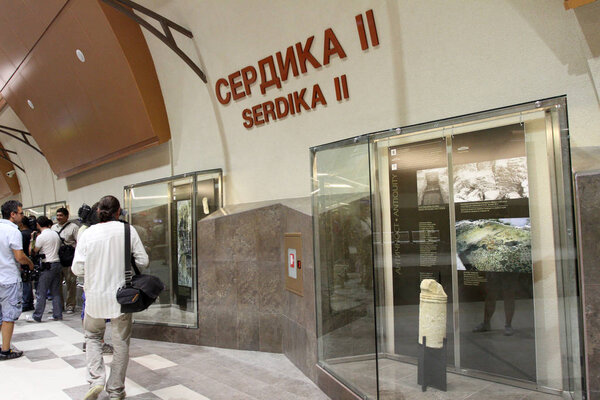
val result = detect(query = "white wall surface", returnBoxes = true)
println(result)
[0,0,598,209]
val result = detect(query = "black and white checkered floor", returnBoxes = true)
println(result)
[1,311,330,400]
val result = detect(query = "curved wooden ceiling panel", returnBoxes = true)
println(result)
[0,0,170,178]
[0,0,67,88]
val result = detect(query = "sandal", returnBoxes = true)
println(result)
[0,349,23,360]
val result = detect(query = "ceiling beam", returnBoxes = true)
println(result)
[0,125,44,156]
[564,0,597,9]
[100,0,207,83]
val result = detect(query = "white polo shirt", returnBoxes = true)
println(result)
[72,221,149,319]
[34,228,61,263]
[0,219,23,285]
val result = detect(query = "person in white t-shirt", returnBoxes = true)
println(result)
[0,200,34,361]
[27,216,62,322]
[72,195,148,400]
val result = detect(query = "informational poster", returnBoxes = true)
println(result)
[177,200,193,287]
[453,124,536,382]
[388,138,453,359]
[452,124,532,281]
[388,138,452,296]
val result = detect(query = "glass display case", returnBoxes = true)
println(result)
[123,169,222,328]
[311,97,582,399]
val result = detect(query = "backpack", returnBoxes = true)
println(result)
[57,222,75,267]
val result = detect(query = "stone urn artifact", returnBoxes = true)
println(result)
[418,279,447,348]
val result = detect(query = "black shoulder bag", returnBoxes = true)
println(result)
[58,222,75,267]
[116,222,165,313]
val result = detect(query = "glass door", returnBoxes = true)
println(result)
[368,97,581,397]
[123,169,222,328]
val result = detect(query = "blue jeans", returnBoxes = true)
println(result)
[33,262,62,321]
[0,282,23,322]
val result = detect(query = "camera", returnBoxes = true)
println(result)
[21,263,40,283]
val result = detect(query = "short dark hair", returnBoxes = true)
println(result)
[36,216,53,228]
[56,207,69,217]
[1,200,22,219]
[98,196,120,223]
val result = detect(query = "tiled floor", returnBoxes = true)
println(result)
[331,358,563,400]
[0,310,330,400]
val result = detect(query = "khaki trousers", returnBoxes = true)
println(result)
[84,312,132,398]
[60,266,77,309]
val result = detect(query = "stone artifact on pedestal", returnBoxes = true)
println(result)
[417,279,448,392]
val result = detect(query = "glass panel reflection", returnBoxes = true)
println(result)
[312,142,377,399]
[126,170,222,328]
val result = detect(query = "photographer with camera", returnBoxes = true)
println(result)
[52,207,78,314]
[18,215,36,311]
[26,216,62,322]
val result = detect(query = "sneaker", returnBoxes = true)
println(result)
[472,322,490,332]
[83,385,104,400]
[47,316,62,321]
[0,349,23,361]
[65,307,75,314]
[504,325,514,336]
[25,315,41,323]
[102,343,114,354]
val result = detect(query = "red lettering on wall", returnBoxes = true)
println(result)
[215,78,231,105]
[252,103,265,126]
[311,84,327,108]
[229,71,245,100]
[263,101,276,123]
[242,108,254,128]
[323,29,346,65]
[275,97,289,118]
[295,36,322,74]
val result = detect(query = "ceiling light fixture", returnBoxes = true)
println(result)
[27,99,34,109]
[76,49,86,63]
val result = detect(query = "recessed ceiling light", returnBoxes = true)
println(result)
[76,49,85,63]
[27,99,34,109]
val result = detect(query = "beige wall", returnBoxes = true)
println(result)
[0,0,599,210]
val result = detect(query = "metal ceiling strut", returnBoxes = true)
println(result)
[0,125,44,156]
[100,0,207,83]
[0,147,25,173]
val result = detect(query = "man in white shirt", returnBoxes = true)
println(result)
[0,201,34,361]
[72,195,148,400]
[52,207,79,313]
[27,216,63,322]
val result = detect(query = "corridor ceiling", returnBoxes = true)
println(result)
[0,0,170,178]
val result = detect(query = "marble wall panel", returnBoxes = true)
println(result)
[256,205,285,263]
[231,211,259,262]
[216,308,238,349]
[316,365,362,400]
[214,217,236,262]
[259,312,282,353]
[259,261,284,314]
[575,171,600,399]
[133,203,320,393]
[196,218,215,262]
[236,260,259,307]
[198,306,217,347]
[237,306,260,351]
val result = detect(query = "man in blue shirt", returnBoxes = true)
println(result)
[0,200,34,360]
